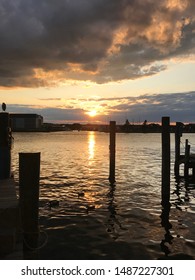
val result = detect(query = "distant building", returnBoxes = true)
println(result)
[10,113,43,131]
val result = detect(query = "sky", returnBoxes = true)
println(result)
[0,0,195,124]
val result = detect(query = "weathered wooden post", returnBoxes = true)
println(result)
[184,139,190,178]
[0,111,12,179]
[109,121,116,185]
[162,117,170,205]
[174,122,182,177]
[19,152,40,251]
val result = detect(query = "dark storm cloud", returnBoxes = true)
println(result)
[0,0,195,87]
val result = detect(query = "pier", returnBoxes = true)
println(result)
[0,178,23,259]
[0,155,40,259]
[0,107,23,259]
[0,104,41,259]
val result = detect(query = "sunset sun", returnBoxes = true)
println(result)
[86,110,97,117]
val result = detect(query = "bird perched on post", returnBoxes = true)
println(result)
[2,102,6,111]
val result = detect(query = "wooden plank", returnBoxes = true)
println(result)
[0,178,18,209]
[0,178,23,259]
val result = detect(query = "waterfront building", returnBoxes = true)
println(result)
[10,113,43,131]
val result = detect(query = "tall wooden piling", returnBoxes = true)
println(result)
[184,139,190,178]
[174,122,182,177]
[19,152,40,251]
[162,117,170,205]
[109,121,116,185]
[0,112,12,179]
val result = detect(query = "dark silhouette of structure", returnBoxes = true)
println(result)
[2,102,6,111]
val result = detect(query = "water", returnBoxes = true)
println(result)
[12,131,195,259]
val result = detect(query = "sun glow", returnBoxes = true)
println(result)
[86,110,97,117]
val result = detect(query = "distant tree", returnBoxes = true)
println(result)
[72,123,82,131]
[143,119,147,126]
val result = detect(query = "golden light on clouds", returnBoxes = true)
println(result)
[62,96,111,118]
[1,0,195,89]
[108,26,129,54]
[166,0,188,10]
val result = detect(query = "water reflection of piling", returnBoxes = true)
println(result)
[107,183,122,238]
[160,201,173,257]
[109,121,116,185]
[160,177,194,259]
[107,184,117,235]
[19,152,40,254]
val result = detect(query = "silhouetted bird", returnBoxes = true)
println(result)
[2,102,6,111]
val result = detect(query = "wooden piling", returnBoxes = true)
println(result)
[174,122,182,177]
[0,112,11,179]
[109,121,116,185]
[0,178,23,259]
[162,117,170,205]
[19,152,40,251]
[184,139,190,178]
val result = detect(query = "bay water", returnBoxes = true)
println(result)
[12,131,195,259]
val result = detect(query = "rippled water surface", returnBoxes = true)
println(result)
[12,131,195,259]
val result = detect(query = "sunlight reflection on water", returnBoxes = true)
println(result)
[12,131,195,259]
[88,131,95,161]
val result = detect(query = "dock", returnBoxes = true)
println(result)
[0,178,23,259]
[176,144,195,178]
[174,122,195,179]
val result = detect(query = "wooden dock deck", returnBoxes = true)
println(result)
[0,178,23,259]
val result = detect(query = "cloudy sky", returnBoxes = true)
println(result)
[0,0,195,123]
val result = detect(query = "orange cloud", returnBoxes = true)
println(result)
[1,0,195,87]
